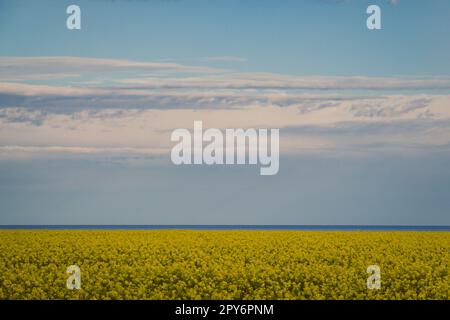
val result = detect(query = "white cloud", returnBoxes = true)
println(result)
[117,74,450,90]
[1,56,450,160]
[1,93,450,160]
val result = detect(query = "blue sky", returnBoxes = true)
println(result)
[0,0,450,225]
[1,0,450,76]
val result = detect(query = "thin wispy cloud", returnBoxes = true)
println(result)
[4,57,450,91]
[0,56,224,81]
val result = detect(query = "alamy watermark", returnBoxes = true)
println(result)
[170,121,279,176]
[66,4,381,31]
[367,265,381,290]
[66,5,81,30]
[66,265,81,290]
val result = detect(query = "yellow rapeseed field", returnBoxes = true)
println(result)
[0,230,448,300]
